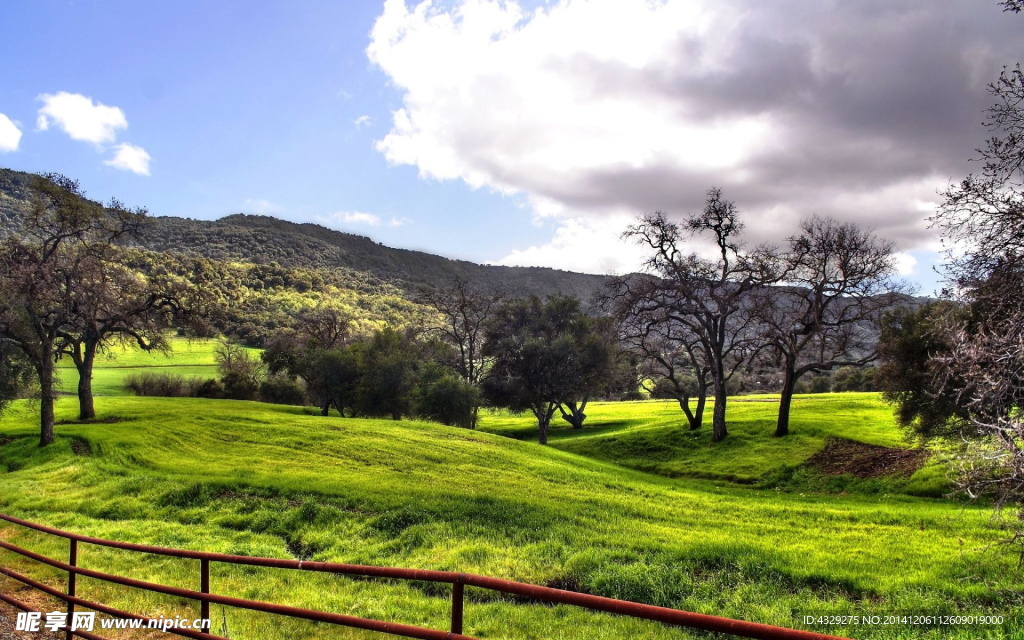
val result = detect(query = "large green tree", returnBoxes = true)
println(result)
[482,296,616,444]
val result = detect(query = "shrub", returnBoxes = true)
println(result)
[221,372,259,401]
[125,372,203,397]
[259,376,306,405]
[415,369,479,428]
[194,378,225,399]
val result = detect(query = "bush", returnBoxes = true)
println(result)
[259,376,306,405]
[194,378,225,399]
[221,372,259,401]
[125,372,203,397]
[415,370,479,428]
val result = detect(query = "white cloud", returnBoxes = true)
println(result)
[354,115,372,129]
[493,214,651,275]
[368,0,1019,276]
[893,252,917,277]
[37,92,128,145]
[388,216,411,227]
[0,114,21,153]
[104,143,151,176]
[322,211,383,226]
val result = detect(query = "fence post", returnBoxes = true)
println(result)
[200,558,210,625]
[450,574,465,635]
[65,539,77,640]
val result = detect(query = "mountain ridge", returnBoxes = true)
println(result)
[0,168,611,301]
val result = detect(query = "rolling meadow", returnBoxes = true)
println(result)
[0,339,1021,639]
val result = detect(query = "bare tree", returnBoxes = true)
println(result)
[57,235,192,421]
[608,277,709,430]
[756,217,902,437]
[622,189,778,442]
[0,174,144,446]
[417,277,501,428]
[296,305,352,350]
[926,2,1024,551]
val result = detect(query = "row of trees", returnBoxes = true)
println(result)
[263,308,479,426]
[0,174,901,452]
[606,190,902,441]
[259,291,629,444]
[411,208,901,445]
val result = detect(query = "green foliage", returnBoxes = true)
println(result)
[220,371,259,401]
[195,378,225,399]
[414,365,480,428]
[482,296,618,440]
[830,366,877,392]
[258,375,305,406]
[0,344,33,413]
[794,375,831,394]
[876,302,968,437]
[354,327,417,420]
[307,346,361,415]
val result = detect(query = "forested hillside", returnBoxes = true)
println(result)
[0,168,609,300]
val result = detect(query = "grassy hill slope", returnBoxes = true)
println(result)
[481,394,950,496]
[0,397,1020,639]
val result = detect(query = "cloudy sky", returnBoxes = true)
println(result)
[1,0,1020,293]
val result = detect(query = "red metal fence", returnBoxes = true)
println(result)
[0,512,851,640]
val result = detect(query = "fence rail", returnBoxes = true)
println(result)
[0,512,851,640]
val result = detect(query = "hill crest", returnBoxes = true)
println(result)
[0,168,610,300]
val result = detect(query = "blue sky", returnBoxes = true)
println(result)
[0,0,549,263]
[2,0,1020,295]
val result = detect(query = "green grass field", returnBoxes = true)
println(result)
[0,391,1021,639]
[53,336,257,396]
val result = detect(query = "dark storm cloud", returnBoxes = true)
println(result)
[557,0,1022,247]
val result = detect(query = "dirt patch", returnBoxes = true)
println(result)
[0,596,64,640]
[70,439,92,457]
[0,437,13,448]
[807,438,929,479]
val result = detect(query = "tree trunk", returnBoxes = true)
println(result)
[692,392,707,430]
[470,405,479,430]
[534,403,556,445]
[678,395,698,430]
[320,402,329,417]
[38,354,56,447]
[711,385,728,442]
[710,362,728,442]
[558,399,588,429]
[775,364,797,437]
[76,342,97,420]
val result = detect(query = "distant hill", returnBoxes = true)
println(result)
[0,168,611,301]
